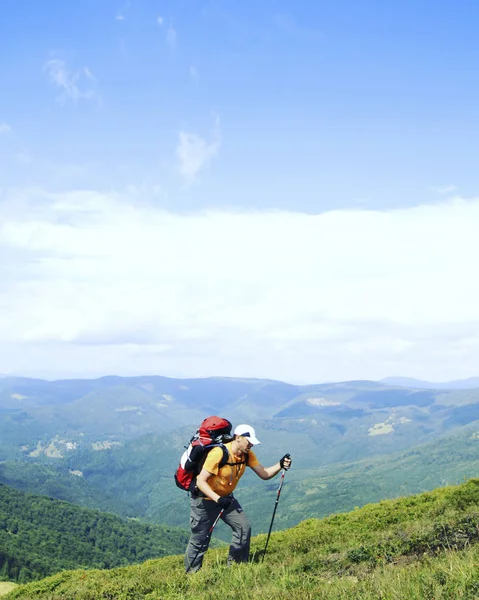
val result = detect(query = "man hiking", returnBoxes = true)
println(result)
[185,423,292,572]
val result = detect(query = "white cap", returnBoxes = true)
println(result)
[234,424,261,445]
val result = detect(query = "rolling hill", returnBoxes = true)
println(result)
[3,374,479,467]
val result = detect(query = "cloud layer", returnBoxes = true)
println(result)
[1,189,478,382]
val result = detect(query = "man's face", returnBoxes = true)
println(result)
[238,435,253,453]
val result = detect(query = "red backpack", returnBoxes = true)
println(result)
[174,416,234,493]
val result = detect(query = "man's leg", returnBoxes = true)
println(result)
[184,497,222,573]
[221,499,251,564]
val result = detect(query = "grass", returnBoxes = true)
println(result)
[0,584,17,598]
[6,478,479,599]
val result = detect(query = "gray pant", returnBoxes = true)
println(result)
[184,496,252,573]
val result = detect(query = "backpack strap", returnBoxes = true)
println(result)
[218,444,230,469]
[194,443,249,485]
[222,447,249,467]
[190,445,249,495]
[200,443,248,470]
[189,443,229,497]
[198,443,250,471]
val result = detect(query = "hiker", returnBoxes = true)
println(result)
[184,423,292,572]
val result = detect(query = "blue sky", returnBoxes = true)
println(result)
[1,1,479,382]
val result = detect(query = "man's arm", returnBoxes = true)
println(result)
[196,468,221,502]
[251,462,282,480]
[251,455,292,480]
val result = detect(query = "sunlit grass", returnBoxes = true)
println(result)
[6,479,479,600]
[0,583,17,598]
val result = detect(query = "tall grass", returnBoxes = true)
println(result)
[6,479,479,600]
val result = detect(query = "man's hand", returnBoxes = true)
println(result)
[216,495,234,510]
[280,454,292,470]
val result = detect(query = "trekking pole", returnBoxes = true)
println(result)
[261,456,289,563]
[186,508,224,573]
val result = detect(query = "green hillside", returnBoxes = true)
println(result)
[0,461,135,517]
[4,421,479,545]
[0,484,189,584]
[6,479,479,599]
[227,421,479,535]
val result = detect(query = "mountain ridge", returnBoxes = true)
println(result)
[381,375,479,389]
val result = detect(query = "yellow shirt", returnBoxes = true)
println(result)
[202,441,259,497]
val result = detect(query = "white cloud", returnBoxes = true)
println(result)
[1,190,479,382]
[176,116,220,180]
[431,185,457,195]
[157,16,164,25]
[116,14,125,20]
[0,122,11,133]
[166,24,177,49]
[43,59,98,104]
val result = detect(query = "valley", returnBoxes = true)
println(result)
[2,375,479,539]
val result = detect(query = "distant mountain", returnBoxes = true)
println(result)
[381,376,479,389]
[0,375,304,460]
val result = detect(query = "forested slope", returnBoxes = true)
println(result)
[0,484,188,583]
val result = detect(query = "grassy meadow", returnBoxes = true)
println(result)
[5,478,479,599]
